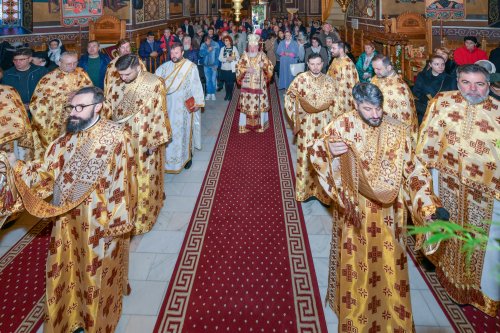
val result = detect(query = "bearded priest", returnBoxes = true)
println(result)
[309,82,440,332]
[235,33,274,133]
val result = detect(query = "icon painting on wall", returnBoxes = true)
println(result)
[60,0,103,26]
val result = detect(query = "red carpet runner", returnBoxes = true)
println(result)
[407,237,500,332]
[154,83,327,332]
[0,219,50,333]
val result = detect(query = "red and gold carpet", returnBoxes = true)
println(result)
[407,236,500,332]
[0,218,50,333]
[154,83,327,332]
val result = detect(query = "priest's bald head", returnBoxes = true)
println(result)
[116,54,141,84]
[59,51,79,73]
[352,82,384,127]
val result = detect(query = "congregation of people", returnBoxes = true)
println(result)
[0,13,499,333]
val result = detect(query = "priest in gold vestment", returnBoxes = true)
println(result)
[0,87,134,333]
[326,41,359,114]
[30,51,92,159]
[417,65,499,317]
[309,83,440,332]
[236,34,274,133]
[0,85,34,227]
[370,54,418,141]
[0,85,33,161]
[103,39,147,119]
[105,54,172,235]
[285,53,339,204]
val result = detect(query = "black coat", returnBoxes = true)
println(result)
[412,68,456,124]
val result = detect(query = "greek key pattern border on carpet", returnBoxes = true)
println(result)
[0,219,50,271]
[15,295,45,333]
[407,236,474,333]
[156,89,240,333]
[270,85,324,333]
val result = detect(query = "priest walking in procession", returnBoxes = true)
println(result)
[106,54,172,235]
[155,42,205,172]
[285,53,339,204]
[236,34,274,133]
[326,40,359,115]
[416,64,500,317]
[0,86,134,333]
[309,82,440,333]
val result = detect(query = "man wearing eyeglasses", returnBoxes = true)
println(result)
[29,51,92,159]
[105,54,171,235]
[1,48,48,113]
[0,86,135,333]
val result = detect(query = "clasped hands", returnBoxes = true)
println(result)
[328,137,348,157]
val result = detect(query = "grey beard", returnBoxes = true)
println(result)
[247,51,258,58]
[459,87,489,105]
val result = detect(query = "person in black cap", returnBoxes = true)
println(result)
[453,36,487,66]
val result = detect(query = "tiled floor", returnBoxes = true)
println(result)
[0,88,454,333]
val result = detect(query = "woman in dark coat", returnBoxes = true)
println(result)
[412,54,456,124]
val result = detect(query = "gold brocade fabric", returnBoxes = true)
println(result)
[417,91,500,316]
[284,71,340,204]
[236,52,274,116]
[0,85,33,154]
[326,56,359,114]
[103,57,147,119]
[29,68,93,159]
[309,111,438,332]
[106,70,172,235]
[371,74,418,144]
[4,119,134,333]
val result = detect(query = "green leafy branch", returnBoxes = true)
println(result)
[407,220,500,269]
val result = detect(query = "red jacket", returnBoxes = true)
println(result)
[453,46,487,66]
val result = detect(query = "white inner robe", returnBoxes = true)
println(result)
[155,59,204,172]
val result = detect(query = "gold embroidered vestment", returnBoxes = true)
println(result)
[1,119,134,333]
[326,56,359,114]
[106,70,172,235]
[285,71,340,204]
[309,111,439,332]
[417,91,500,316]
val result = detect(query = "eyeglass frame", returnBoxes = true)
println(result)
[64,102,101,113]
